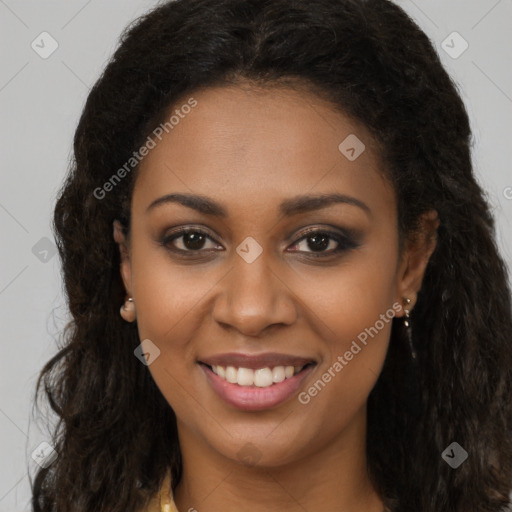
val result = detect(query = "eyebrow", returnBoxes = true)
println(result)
[146,192,371,217]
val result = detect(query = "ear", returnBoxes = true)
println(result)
[113,219,132,296]
[395,209,439,315]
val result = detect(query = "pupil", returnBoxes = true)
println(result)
[308,234,329,252]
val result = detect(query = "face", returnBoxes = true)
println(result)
[114,82,437,468]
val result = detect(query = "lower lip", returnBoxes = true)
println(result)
[199,363,316,411]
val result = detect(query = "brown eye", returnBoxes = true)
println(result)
[288,228,360,257]
[295,232,336,253]
[160,226,360,259]
[162,228,221,253]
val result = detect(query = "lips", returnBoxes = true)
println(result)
[199,362,317,411]
[198,352,316,370]
[197,352,317,411]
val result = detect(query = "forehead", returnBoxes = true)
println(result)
[133,83,395,221]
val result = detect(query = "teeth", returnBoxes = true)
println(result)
[238,367,254,386]
[225,366,238,384]
[254,368,273,387]
[272,366,285,383]
[209,364,308,388]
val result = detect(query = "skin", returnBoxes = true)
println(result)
[114,81,439,512]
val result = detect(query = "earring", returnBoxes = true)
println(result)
[403,297,417,360]
[120,297,136,322]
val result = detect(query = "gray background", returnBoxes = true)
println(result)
[1,1,511,510]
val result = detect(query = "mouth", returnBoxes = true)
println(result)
[198,361,316,387]
[198,359,317,411]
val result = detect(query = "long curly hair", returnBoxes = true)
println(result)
[31,0,512,511]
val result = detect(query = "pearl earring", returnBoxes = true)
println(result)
[120,297,136,322]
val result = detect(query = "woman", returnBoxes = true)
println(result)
[31,0,512,511]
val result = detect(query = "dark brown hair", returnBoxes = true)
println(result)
[32,0,512,510]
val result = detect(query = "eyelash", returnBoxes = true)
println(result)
[160,226,360,259]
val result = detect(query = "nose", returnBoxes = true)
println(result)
[212,251,297,337]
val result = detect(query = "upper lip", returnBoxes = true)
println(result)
[198,352,317,370]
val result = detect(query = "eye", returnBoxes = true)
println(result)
[160,226,360,258]
[161,227,221,253]
[288,228,359,257]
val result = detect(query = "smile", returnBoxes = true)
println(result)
[198,361,317,411]
[206,363,312,387]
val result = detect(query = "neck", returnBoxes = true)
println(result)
[173,406,384,512]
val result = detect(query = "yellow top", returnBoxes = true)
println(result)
[141,470,179,512]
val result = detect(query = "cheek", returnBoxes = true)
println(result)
[130,242,210,338]
[128,247,217,404]
[294,241,398,354]
[295,245,398,415]
[297,311,393,435]
[130,256,206,415]
[317,264,397,360]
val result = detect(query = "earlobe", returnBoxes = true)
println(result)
[113,219,132,296]
[395,209,440,312]
[120,297,136,323]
